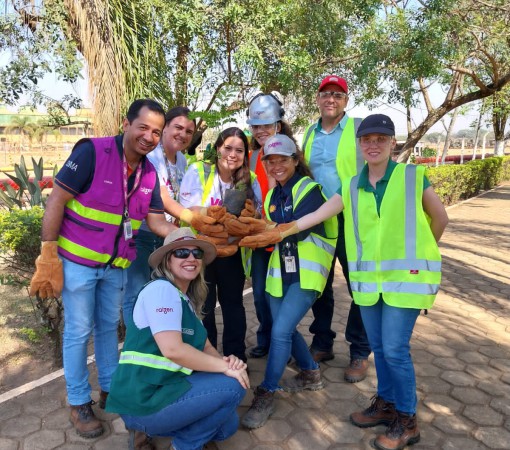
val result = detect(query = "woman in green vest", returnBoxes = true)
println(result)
[241,134,337,430]
[240,115,449,450]
[106,228,249,450]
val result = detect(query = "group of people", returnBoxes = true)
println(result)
[29,74,448,450]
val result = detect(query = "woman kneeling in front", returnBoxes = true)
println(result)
[106,228,249,450]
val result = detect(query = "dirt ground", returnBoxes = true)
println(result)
[0,283,60,394]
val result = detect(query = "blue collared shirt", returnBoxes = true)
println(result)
[307,114,350,199]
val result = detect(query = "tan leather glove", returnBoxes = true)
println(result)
[237,216,276,234]
[206,206,227,222]
[180,208,225,234]
[224,217,253,237]
[238,221,299,249]
[240,199,257,218]
[29,241,63,299]
[215,244,239,258]
[196,234,229,246]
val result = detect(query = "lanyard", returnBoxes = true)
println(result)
[122,152,143,218]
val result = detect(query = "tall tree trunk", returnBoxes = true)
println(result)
[441,108,459,165]
[472,103,483,160]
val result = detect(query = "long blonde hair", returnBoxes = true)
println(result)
[151,252,208,318]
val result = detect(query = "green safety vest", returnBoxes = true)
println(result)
[105,282,207,416]
[303,117,363,183]
[264,177,338,297]
[342,164,442,309]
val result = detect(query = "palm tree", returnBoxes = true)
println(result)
[5,116,34,150]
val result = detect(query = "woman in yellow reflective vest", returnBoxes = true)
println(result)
[241,134,337,430]
[240,115,449,450]
[106,228,249,449]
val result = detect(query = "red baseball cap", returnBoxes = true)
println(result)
[318,75,348,94]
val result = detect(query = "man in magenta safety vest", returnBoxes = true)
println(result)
[29,99,177,439]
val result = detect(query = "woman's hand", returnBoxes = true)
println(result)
[223,355,247,370]
[224,366,250,389]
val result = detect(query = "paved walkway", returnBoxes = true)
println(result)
[1,184,509,450]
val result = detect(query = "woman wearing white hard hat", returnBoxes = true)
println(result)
[245,92,299,359]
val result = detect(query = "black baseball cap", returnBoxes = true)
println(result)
[356,114,395,137]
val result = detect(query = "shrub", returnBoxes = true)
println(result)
[426,156,510,206]
[0,206,44,279]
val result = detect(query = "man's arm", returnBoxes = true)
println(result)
[41,185,76,240]
[145,213,178,238]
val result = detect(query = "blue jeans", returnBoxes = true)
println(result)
[359,297,420,414]
[250,248,272,349]
[121,372,246,450]
[311,212,371,359]
[261,283,319,392]
[123,229,163,325]
[62,257,126,405]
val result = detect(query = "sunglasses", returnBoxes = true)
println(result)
[171,248,205,260]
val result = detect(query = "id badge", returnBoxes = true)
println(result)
[123,219,133,240]
[284,256,297,273]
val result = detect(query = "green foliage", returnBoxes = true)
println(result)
[422,147,436,157]
[426,156,510,206]
[19,327,41,343]
[0,206,44,276]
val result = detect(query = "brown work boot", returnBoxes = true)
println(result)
[309,346,335,363]
[281,368,324,393]
[69,402,104,438]
[344,358,369,383]
[241,386,275,429]
[350,395,397,428]
[128,429,155,450]
[374,412,420,450]
[98,390,109,409]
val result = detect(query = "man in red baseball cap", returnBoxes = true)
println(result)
[301,75,371,383]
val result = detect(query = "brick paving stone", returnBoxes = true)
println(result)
[490,397,510,416]
[441,370,477,387]
[216,429,252,450]
[250,419,292,442]
[23,429,65,450]
[414,423,443,448]
[441,437,486,450]
[417,377,452,395]
[250,445,283,450]
[93,435,128,450]
[287,430,332,449]
[0,438,19,450]
[463,406,503,426]
[55,445,91,450]
[287,408,328,430]
[414,362,442,377]
[0,415,41,438]
[451,387,490,405]
[0,402,21,422]
[432,358,466,371]
[474,427,510,449]
[423,394,462,415]
[477,380,510,397]
[465,364,503,381]
[24,397,63,418]
[323,421,365,445]
[457,351,490,365]
[41,407,72,430]
[431,414,474,435]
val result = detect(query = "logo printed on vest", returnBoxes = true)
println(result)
[104,179,113,184]
[65,160,78,171]
[156,307,174,314]
[181,328,195,335]
[210,198,222,206]
[410,270,419,275]
[140,187,153,195]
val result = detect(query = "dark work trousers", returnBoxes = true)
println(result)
[203,249,247,361]
[250,248,273,349]
[310,212,371,360]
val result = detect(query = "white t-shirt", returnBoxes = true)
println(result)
[133,279,195,335]
[147,144,188,223]
[179,163,263,210]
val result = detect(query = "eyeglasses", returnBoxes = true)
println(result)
[318,91,347,100]
[264,157,295,167]
[171,248,205,260]
[360,136,392,147]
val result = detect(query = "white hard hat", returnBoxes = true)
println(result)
[246,93,285,125]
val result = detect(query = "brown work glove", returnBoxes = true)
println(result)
[180,208,221,232]
[196,234,229,246]
[206,206,227,222]
[238,221,299,249]
[29,241,63,299]
[238,216,276,234]
[224,216,253,237]
[215,244,239,258]
[240,199,257,218]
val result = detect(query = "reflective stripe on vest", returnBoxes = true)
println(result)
[66,199,142,230]
[344,164,441,308]
[303,117,363,182]
[119,350,192,375]
[264,177,337,297]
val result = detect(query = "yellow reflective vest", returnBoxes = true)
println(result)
[264,177,338,297]
[303,117,363,183]
[342,164,441,309]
